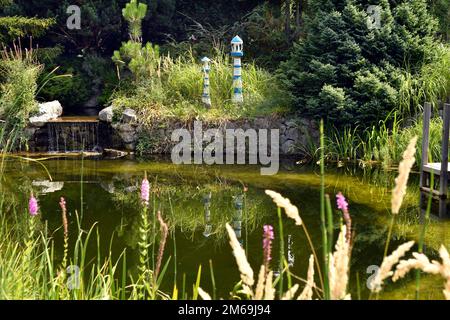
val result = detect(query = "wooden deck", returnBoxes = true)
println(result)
[423,162,450,175]
[419,102,450,219]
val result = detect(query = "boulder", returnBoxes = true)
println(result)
[285,127,299,141]
[119,131,137,144]
[253,117,270,129]
[29,100,63,127]
[122,108,137,123]
[37,101,63,117]
[99,106,113,123]
[281,139,296,155]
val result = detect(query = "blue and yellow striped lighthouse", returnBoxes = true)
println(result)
[231,35,244,104]
[201,56,211,108]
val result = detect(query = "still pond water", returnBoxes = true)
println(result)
[2,157,449,299]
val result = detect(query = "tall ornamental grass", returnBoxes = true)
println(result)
[399,45,450,116]
[0,42,41,144]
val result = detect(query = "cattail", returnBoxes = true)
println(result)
[29,194,38,216]
[298,254,315,300]
[265,190,302,226]
[328,225,351,300]
[370,240,415,293]
[226,223,254,287]
[59,197,68,237]
[391,137,417,214]
[154,211,169,280]
[140,176,150,205]
[336,192,352,243]
[263,225,274,273]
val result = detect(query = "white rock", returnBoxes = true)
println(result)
[37,101,63,117]
[29,101,63,127]
[32,180,64,194]
[99,106,113,123]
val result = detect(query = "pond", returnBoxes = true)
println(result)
[1,157,449,299]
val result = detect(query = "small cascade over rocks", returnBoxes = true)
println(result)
[47,119,100,153]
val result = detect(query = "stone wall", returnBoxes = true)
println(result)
[99,107,319,156]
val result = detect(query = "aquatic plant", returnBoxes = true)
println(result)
[140,175,150,205]
[59,197,69,274]
[336,192,352,244]
[28,194,38,216]
[137,175,151,297]
[262,225,274,274]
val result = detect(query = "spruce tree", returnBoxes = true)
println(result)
[279,0,442,126]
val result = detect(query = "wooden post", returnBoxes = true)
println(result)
[419,103,431,210]
[438,103,450,218]
[420,103,431,187]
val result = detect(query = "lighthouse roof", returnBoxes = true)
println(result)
[231,35,243,44]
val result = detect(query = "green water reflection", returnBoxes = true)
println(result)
[2,157,449,299]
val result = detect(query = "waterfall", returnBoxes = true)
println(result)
[47,121,99,153]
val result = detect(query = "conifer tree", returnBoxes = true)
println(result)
[279,0,442,125]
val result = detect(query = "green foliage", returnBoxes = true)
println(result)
[114,41,161,81]
[399,44,450,114]
[0,45,41,144]
[38,69,89,109]
[279,0,443,126]
[113,0,161,82]
[0,16,54,43]
[123,0,148,42]
[322,112,444,168]
[111,49,291,126]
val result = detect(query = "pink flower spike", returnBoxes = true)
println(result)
[29,195,39,216]
[336,192,348,212]
[263,225,274,268]
[141,177,150,204]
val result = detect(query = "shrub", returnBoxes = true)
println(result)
[279,0,443,126]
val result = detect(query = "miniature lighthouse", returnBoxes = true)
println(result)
[201,57,212,108]
[231,35,244,104]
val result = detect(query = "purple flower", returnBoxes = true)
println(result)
[336,192,348,212]
[29,195,39,216]
[336,192,352,243]
[263,225,274,269]
[141,177,150,204]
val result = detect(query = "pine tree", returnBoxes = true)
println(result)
[123,0,148,42]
